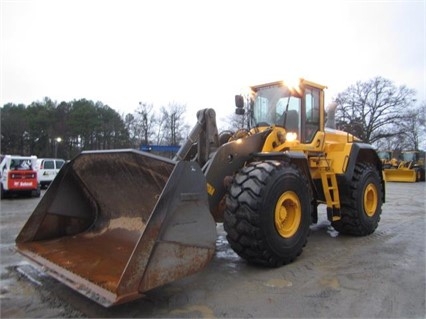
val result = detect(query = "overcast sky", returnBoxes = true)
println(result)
[1,0,425,126]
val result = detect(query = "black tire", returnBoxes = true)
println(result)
[415,168,421,182]
[223,161,312,267]
[332,162,383,236]
[31,185,41,198]
[414,167,425,182]
[218,130,234,145]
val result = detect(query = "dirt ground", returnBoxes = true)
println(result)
[1,182,425,318]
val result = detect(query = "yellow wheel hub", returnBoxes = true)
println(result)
[364,183,378,217]
[274,191,301,238]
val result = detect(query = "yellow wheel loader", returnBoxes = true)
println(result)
[16,79,385,307]
[383,150,426,182]
[377,150,398,169]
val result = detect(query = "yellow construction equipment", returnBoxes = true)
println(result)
[383,150,425,182]
[16,79,385,307]
[377,150,398,169]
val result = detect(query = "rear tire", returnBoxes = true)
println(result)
[224,161,312,267]
[332,162,383,236]
[31,185,41,198]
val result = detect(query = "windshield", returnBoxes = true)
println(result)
[10,159,32,170]
[377,151,391,160]
[402,152,416,162]
[251,84,301,132]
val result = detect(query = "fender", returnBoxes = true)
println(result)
[204,130,271,220]
[252,151,318,200]
[337,142,386,204]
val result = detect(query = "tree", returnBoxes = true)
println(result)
[136,102,156,145]
[1,98,131,158]
[335,76,416,145]
[0,103,29,154]
[26,97,57,156]
[95,103,130,150]
[397,102,426,150]
[2,97,194,158]
[158,103,188,146]
[68,100,130,152]
[69,99,100,150]
[221,112,246,132]
[124,113,139,148]
[55,101,72,159]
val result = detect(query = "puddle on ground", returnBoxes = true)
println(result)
[319,277,340,289]
[169,305,215,318]
[264,278,293,288]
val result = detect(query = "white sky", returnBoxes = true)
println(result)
[1,0,425,127]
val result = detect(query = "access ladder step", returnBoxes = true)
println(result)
[320,170,341,221]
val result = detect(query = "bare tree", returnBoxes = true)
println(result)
[335,76,416,145]
[154,111,167,145]
[221,112,246,132]
[124,113,140,148]
[136,102,156,145]
[374,133,406,152]
[398,102,426,150]
[159,102,188,146]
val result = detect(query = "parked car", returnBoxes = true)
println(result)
[36,158,65,189]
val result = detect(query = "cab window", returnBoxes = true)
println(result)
[43,160,54,169]
[304,88,320,143]
[55,160,65,169]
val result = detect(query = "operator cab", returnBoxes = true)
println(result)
[235,79,326,145]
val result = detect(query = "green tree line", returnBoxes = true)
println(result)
[1,98,190,159]
[1,98,130,159]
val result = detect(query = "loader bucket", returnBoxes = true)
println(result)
[383,168,417,182]
[15,149,216,307]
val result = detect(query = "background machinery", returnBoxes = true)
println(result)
[381,150,425,182]
[16,79,385,307]
[377,150,398,169]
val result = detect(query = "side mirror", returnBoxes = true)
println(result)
[235,95,245,115]
[235,108,245,115]
[235,95,244,108]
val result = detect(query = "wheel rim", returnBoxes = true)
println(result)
[274,191,301,238]
[363,183,378,217]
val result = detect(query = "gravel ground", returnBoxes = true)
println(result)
[1,182,425,318]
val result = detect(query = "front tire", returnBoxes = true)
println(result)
[224,161,312,267]
[415,167,425,182]
[332,162,383,236]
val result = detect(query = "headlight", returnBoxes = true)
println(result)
[286,132,298,142]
